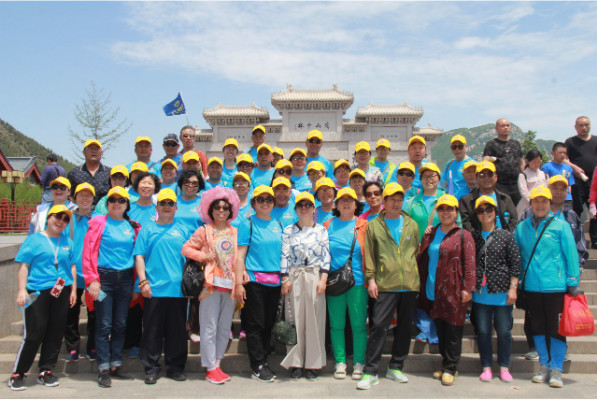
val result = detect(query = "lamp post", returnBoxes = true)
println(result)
[1,171,25,201]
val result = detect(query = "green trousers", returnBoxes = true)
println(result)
[326,285,368,364]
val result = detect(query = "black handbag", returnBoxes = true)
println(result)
[181,257,205,299]
[326,228,357,296]
[272,296,297,346]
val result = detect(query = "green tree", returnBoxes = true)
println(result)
[68,81,132,161]
[521,129,548,165]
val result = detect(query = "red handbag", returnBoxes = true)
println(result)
[558,294,595,337]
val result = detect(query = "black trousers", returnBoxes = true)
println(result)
[523,309,535,350]
[139,297,188,375]
[124,303,143,349]
[496,182,521,208]
[364,291,418,375]
[571,180,597,244]
[525,291,566,342]
[242,282,280,370]
[64,287,96,354]
[434,318,464,374]
[14,286,71,374]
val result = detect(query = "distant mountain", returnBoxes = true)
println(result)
[431,123,556,168]
[0,118,76,173]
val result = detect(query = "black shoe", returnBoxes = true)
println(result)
[264,363,277,379]
[305,369,318,381]
[251,365,275,382]
[98,370,112,388]
[167,371,187,381]
[110,367,134,380]
[291,368,303,379]
[8,373,25,391]
[37,371,59,387]
[144,374,158,385]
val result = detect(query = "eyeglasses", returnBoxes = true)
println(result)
[290,156,306,161]
[158,200,176,207]
[164,142,178,147]
[421,174,438,181]
[338,197,354,204]
[184,181,199,187]
[296,202,314,209]
[451,144,464,150]
[108,197,128,204]
[308,171,322,177]
[255,197,275,204]
[365,190,382,198]
[233,181,249,188]
[478,171,495,179]
[398,171,414,177]
[51,185,68,191]
[213,205,230,211]
[51,212,70,223]
[476,206,495,215]
[277,169,292,175]
[308,138,322,144]
[273,188,290,194]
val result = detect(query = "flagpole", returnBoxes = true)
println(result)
[179,92,191,126]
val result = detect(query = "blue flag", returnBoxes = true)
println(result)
[163,93,186,116]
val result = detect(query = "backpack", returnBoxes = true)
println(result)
[181,258,205,299]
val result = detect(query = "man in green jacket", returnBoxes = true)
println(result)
[357,182,420,390]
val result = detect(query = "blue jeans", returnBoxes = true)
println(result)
[94,268,134,371]
[472,302,513,368]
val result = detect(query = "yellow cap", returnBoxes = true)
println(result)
[355,141,371,153]
[272,147,284,157]
[84,139,102,149]
[397,161,415,174]
[272,176,291,188]
[530,186,552,200]
[157,188,177,202]
[130,161,148,173]
[75,182,95,197]
[111,165,130,178]
[548,175,568,187]
[382,182,405,198]
[475,195,497,209]
[223,138,239,149]
[295,191,315,205]
[463,160,477,171]
[253,185,274,198]
[107,186,129,200]
[476,160,496,173]
[408,135,426,147]
[419,163,441,176]
[316,177,335,191]
[49,176,71,190]
[47,204,73,219]
[257,143,272,154]
[233,171,251,183]
[376,138,391,149]
[183,151,199,163]
[450,134,466,145]
[307,160,325,172]
[252,125,266,134]
[161,159,177,169]
[437,194,459,208]
[236,153,254,165]
[349,168,366,180]
[275,159,292,170]
[208,157,223,167]
[336,187,357,200]
[334,159,350,170]
[289,148,307,158]
[135,136,152,144]
[307,130,323,140]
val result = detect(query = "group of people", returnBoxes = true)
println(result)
[10,117,589,391]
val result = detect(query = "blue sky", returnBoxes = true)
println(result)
[1,1,596,166]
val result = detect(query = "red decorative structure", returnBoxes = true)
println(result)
[0,199,37,233]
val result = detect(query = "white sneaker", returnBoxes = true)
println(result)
[356,374,379,390]
[190,334,200,343]
[352,363,364,380]
[333,363,347,379]
[386,368,409,383]
[532,365,549,383]
[549,370,563,388]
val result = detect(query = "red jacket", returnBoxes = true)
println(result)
[417,225,476,326]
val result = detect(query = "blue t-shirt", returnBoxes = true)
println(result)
[72,215,90,288]
[422,195,436,212]
[291,174,312,192]
[231,202,255,228]
[385,216,404,246]
[251,168,275,188]
[238,216,283,284]
[151,154,183,179]
[541,162,574,201]
[98,217,136,271]
[487,192,503,229]
[306,155,333,177]
[243,146,258,162]
[161,182,179,194]
[374,159,392,182]
[473,230,508,306]
[204,180,228,191]
[126,160,157,174]
[455,185,472,200]
[129,202,156,229]
[221,164,237,185]
[327,218,364,286]
[426,229,447,301]
[15,232,74,291]
[133,221,189,298]
[366,212,380,222]
[271,204,298,228]
[175,196,203,232]
[441,157,473,196]
[316,208,334,224]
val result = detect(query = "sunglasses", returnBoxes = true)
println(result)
[476,206,495,215]
[308,138,322,144]
[51,212,70,223]
[51,185,68,191]
[213,205,230,212]
[296,202,314,209]
[107,197,128,204]
[478,171,495,179]
[277,169,292,175]
[365,190,382,198]
[451,144,465,150]
[437,206,455,212]
[158,200,176,207]
[183,181,199,187]
[233,181,249,188]
[398,171,414,177]
[164,142,178,147]
[255,196,275,204]
[290,156,306,161]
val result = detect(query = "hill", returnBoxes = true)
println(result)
[431,123,556,168]
[0,118,76,173]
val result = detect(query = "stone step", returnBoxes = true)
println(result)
[581,267,597,279]
[512,303,597,319]
[579,280,597,292]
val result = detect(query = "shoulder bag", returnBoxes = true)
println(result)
[272,295,297,346]
[326,227,357,296]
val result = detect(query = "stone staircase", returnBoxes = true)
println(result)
[2,257,596,377]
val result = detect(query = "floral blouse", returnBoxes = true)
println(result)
[280,223,331,276]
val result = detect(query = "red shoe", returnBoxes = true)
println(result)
[206,369,226,385]
[217,367,231,381]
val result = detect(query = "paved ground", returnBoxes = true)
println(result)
[0,235,25,247]
[3,371,597,398]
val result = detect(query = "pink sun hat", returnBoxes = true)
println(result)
[199,186,240,224]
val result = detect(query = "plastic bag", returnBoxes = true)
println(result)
[558,294,595,337]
